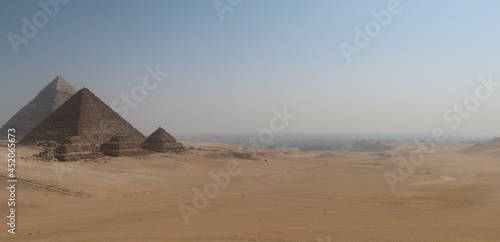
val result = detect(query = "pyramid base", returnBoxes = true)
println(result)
[142,143,186,154]
[54,152,105,162]
[101,149,149,157]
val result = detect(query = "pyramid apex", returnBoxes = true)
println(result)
[0,76,77,139]
[142,127,184,153]
[20,85,145,145]
[74,87,95,97]
[50,75,66,84]
[42,76,77,94]
[152,127,171,136]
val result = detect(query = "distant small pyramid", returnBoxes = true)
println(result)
[146,127,178,143]
[142,127,186,154]
[0,76,77,139]
[20,88,145,145]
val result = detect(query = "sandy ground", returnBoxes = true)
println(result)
[0,142,499,242]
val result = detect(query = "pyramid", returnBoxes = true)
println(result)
[53,136,105,161]
[20,88,145,146]
[142,127,186,154]
[100,133,148,157]
[0,76,77,139]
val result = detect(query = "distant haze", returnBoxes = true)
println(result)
[1,0,499,137]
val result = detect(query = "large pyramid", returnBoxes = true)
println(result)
[20,88,145,145]
[0,76,77,139]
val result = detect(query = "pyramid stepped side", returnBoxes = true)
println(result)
[144,127,178,143]
[142,127,186,153]
[20,88,145,146]
[0,76,77,139]
[76,89,145,145]
[19,89,83,145]
[53,136,104,161]
[100,134,148,157]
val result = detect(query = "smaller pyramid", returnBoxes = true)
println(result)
[100,133,148,157]
[20,88,145,145]
[53,136,104,161]
[142,127,186,154]
[0,76,77,139]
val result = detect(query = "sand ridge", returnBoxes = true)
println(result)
[0,142,499,241]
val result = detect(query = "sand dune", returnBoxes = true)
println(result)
[1,143,499,241]
[461,138,500,156]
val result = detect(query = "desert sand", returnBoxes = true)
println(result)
[1,141,499,242]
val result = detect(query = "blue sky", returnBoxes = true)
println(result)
[1,0,499,136]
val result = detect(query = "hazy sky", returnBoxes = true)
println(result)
[1,0,499,136]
